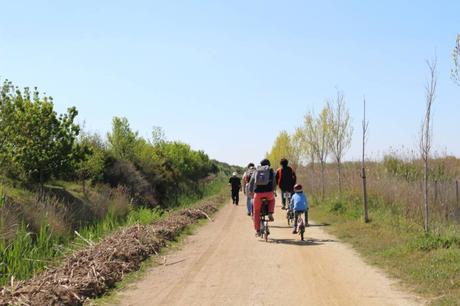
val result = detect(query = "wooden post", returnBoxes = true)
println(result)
[361,97,369,223]
[456,180,459,209]
[434,180,438,206]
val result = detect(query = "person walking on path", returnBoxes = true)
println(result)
[242,163,256,216]
[229,172,242,205]
[275,158,297,210]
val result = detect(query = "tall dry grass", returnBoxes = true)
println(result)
[298,155,460,226]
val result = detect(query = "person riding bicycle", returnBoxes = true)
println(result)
[290,184,309,234]
[248,159,276,236]
[275,158,297,210]
[242,163,256,216]
[229,172,241,205]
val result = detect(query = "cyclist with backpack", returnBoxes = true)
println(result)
[248,159,276,235]
[275,158,297,210]
[242,163,256,216]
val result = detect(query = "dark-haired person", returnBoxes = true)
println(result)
[275,158,297,210]
[242,163,256,216]
[248,159,276,235]
[229,172,241,205]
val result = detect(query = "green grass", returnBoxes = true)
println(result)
[311,194,460,305]
[0,176,228,287]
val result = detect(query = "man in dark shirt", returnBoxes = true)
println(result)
[275,158,297,210]
[229,172,241,205]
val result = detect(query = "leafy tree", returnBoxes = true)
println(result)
[76,132,106,192]
[266,131,299,170]
[0,82,83,190]
[107,117,139,161]
[315,106,333,199]
[151,126,166,145]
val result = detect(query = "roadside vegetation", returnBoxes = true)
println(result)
[266,38,460,305]
[0,79,238,286]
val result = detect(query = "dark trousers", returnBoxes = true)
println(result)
[281,190,292,207]
[231,189,239,204]
[294,209,309,230]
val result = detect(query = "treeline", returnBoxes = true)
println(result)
[267,89,352,198]
[0,79,220,207]
[267,35,460,231]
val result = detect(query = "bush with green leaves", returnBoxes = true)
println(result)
[0,80,84,188]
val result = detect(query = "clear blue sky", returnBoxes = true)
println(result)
[1,1,459,166]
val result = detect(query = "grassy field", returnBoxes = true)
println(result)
[0,176,228,286]
[310,194,460,306]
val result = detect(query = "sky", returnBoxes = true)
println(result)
[1,0,459,166]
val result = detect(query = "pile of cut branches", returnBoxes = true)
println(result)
[0,201,219,306]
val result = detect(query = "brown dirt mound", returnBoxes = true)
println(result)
[0,201,219,306]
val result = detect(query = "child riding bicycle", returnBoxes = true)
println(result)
[290,184,309,234]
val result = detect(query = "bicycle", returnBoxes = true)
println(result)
[284,192,294,226]
[295,211,306,241]
[259,198,270,242]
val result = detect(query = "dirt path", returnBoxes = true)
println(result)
[114,194,423,306]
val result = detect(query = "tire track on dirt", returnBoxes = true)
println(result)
[115,194,424,306]
[158,203,239,304]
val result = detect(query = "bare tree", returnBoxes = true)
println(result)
[451,34,460,86]
[328,90,353,194]
[361,97,369,223]
[420,57,438,233]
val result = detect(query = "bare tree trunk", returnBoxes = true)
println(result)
[361,97,369,223]
[456,180,459,209]
[321,161,325,201]
[337,161,342,194]
[420,58,437,233]
[423,137,429,232]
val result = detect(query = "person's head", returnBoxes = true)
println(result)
[280,158,288,167]
[247,162,255,169]
[260,158,271,167]
[232,172,237,176]
[294,184,303,193]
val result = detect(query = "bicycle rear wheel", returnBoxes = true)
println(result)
[298,218,305,241]
[264,221,269,242]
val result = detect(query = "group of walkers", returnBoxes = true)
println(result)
[229,158,309,236]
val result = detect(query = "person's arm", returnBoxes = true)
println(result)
[272,169,277,195]
[275,168,280,188]
[292,168,297,185]
[248,173,255,196]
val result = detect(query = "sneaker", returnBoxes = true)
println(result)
[281,206,286,210]
[292,230,298,234]
[268,214,274,221]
